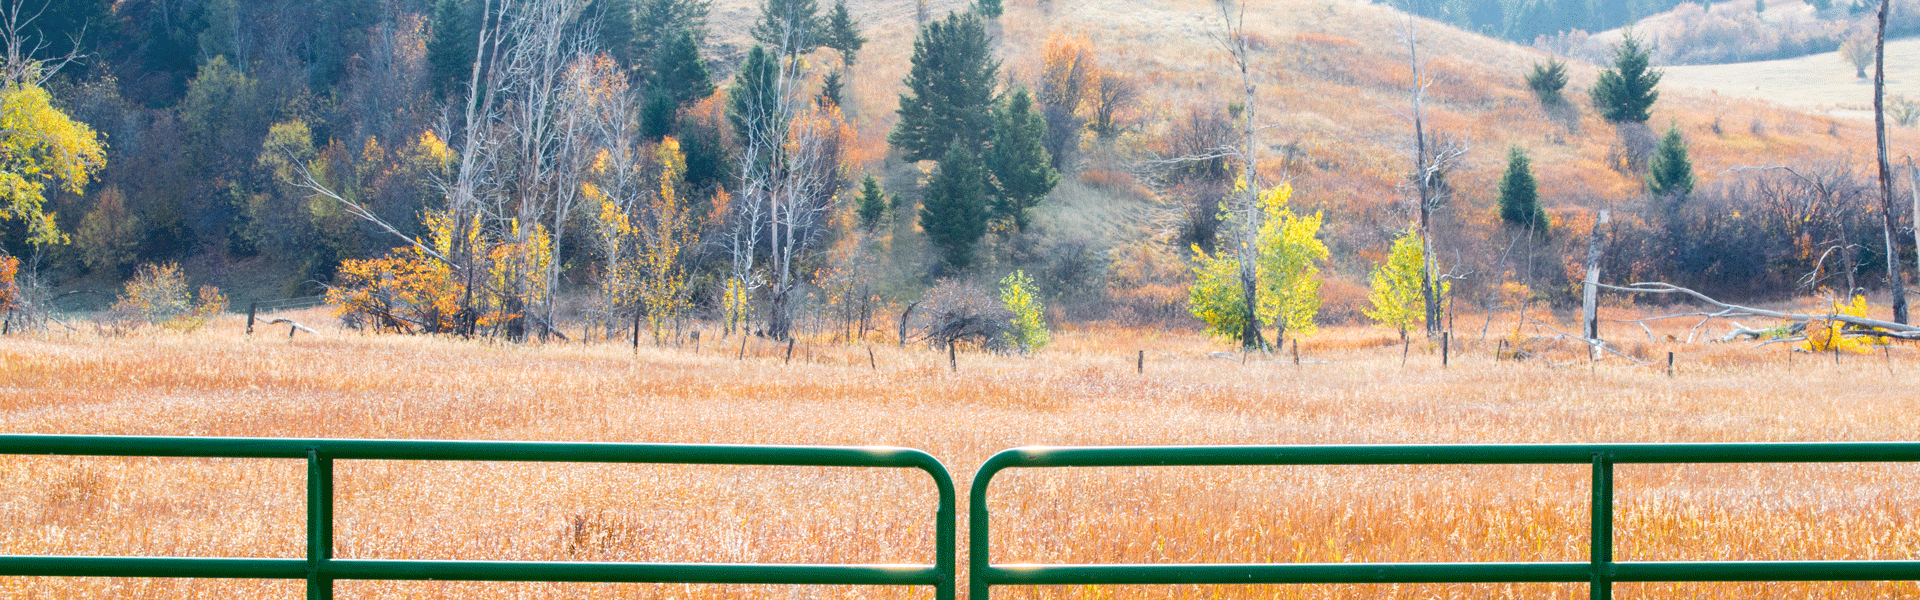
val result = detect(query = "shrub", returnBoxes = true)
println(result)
[107,263,226,332]
[998,270,1049,353]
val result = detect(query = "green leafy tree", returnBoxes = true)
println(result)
[1647,122,1695,197]
[984,88,1058,233]
[1525,56,1568,106]
[1590,32,1661,123]
[855,174,889,231]
[919,144,989,270]
[1364,227,1439,341]
[822,0,866,66]
[752,0,824,56]
[0,81,107,245]
[889,11,999,162]
[999,269,1049,352]
[1188,184,1327,348]
[1498,146,1548,233]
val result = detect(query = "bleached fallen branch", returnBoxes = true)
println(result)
[1596,282,1920,341]
[261,318,318,336]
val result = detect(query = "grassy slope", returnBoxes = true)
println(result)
[1664,37,1920,118]
[706,0,1919,296]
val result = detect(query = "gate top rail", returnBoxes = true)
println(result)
[969,442,1920,600]
[0,434,956,600]
[0,434,948,469]
[974,442,1920,472]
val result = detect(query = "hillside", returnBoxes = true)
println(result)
[1664,37,1920,117]
[19,0,1917,333]
[739,0,1918,313]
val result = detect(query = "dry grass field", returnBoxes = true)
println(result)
[4,308,1920,599]
[1663,37,1920,118]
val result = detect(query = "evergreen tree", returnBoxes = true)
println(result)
[641,29,714,138]
[426,0,479,99]
[1647,123,1695,198]
[920,144,989,271]
[822,0,867,67]
[984,88,1059,233]
[1525,57,1569,106]
[974,0,1003,18]
[1590,32,1662,123]
[580,0,637,66]
[1498,146,1548,232]
[855,174,889,231]
[752,0,825,56]
[890,12,999,163]
[818,70,844,108]
[633,0,711,71]
[728,45,782,150]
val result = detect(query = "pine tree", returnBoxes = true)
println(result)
[1647,122,1695,198]
[975,0,1003,17]
[822,0,866,67]
[642,29,714,138]
[919,144,989,270]
[1590,32,1662,123]
[984,88,1059,233]
[1498,146,1548,233]
[426,0,479,99]
[889,12,999,162]
[752,0,824,56]
[633,0,711,72]
[1525,57,1569,106]
[728,45,782,149]
[855,174,889,231]
[580,0,637,67]
[818,70,844,108]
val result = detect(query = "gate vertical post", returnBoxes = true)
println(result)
[307,449,334,600]
[1590,452,1614,600]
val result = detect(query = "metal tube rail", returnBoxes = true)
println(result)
[0,434,957,600]
[968,443,1920,599]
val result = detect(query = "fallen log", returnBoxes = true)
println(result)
[1596,282,1920,341]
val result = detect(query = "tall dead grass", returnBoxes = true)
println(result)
[4,309,1920,598]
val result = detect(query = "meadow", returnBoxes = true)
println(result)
[3,307,1919,599]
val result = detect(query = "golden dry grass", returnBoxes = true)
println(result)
[4,308,1920,599]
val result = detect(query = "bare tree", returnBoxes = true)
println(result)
[1204,0,1270,350]
[1872,0,1907,323]
[730,11,849,341]
[1389,9,1469,338]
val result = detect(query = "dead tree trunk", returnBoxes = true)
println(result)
[1876,0,1908,323]
[1582,210,1611,341]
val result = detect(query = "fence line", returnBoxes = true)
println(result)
[8,437,1920,599]
[0,435,956,600]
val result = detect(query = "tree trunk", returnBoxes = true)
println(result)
[1582,210,1611,340]
[768,286,794,341]
[1875,0,1909,323]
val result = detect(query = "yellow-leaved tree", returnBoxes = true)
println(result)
[1188,182,1328,349]
[0,79,106,246]
[1364,226,1439,341]
[1803,294,1875,354]
[589,137,703,345]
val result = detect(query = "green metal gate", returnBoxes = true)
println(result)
[0,434,956,600]
[969,443,1920,599]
